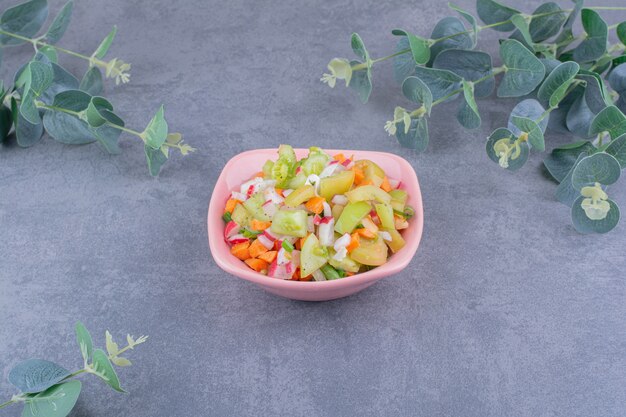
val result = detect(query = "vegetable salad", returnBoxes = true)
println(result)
[222,145,414,281]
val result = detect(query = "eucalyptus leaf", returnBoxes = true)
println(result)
[402,76,432,115]
[571,196,620,234]
[429,17,472,65]
[486,127,529,171]
[75,321,93,363]
[508,99,548,135]
[608,63,626,94]
[537,61,579,107]
[511,116,545,151]
[21,380,81,417]
[43,110,96,144]
[0,105,12,142]
[556,153,586,206]
[349,61,372,103]
[20,91,40,125]
[13,97,44,147]
[391,29,430,65]
[578,70,611,113]
[93,110,123,154]
[351,32,370,63]
[476,0,519,32]
[39,63,79,105]
[93,25,117,59]
[8,359,70,394]
[80,67,103,96]
[45,1,73,44]
[396,117,428,151]
[0,0,48,46]
[572,9,608,62]
[555,0,583,54]
[498,40,545,97]
[510,14,533,48]
[456,80,481,129]
[589,106,626,139]
[38,45,58,63]
[605,134,626,168]
[571,153,621,190]
[91,349,124,392]
[617,22,626,46]
[544,141,594,183]
[392,38,415,84]
[433,49,494,97]
[145,143,168,176]
[25,60,54,96]
[528,2,566,42]
[413,66,462,101]
[85,96,113,128]
[448,2,478,46]
[566,94,595,139]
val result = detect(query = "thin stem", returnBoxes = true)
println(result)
[432,66,506,107]
[0,399,16,410]
[587,6,626,11]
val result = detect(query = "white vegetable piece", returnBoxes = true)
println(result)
[312,269,326,282]
[379,231,392,241]
[322,201,332,218]
[318,217,335,247]
[331,194,348,206]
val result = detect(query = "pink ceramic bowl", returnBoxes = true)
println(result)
[207,148,424,301]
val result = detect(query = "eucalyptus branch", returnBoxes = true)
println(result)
[320,0,626,234]
[1,322,148,417]
[0,0,194,176]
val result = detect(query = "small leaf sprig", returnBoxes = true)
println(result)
[0,321,148,417]
[320,0,626,233]
[0,0,195,176]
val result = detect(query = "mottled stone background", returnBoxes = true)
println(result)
[1,0,624,416]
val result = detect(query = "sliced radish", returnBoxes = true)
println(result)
[295,166,302,175]
[268,260,291,279]
[262,230,278,242]
[263,188,284,204]
[331,194,348,206]
[257,234,274,249]
[312,269,326,282]
[228,234,249,245]
[223,221,241,240]
[277,247,291,265]
[319,162,338,178]
[313,214,322,226]
[334,233,351,252]
[341,158,352,167]
[318,218,335,247]
[262,201,278,218]
[332,247,347,262]
[231,191,247,201]
[305,174,321,194]
[307,216,315,232]
[291,250,301,269]
[322,201,332,218]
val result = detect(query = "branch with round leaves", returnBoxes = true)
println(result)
[320,0,626,233]
[0,0,195,176]
[0,321,147,417]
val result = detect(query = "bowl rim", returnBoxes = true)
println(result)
[207,148,424,291]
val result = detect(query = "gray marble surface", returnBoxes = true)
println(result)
[1,0,625,416]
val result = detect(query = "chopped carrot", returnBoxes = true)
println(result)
[356,228,376,239]
[346,232,360,253]
[299,273,313,281]
[250,219,271,231]
[380,176,392,192]
[273,240,282,251]
[252,171,265,178]
[346,272,355,277]
[258,250,277,263]
[231,241,251,260]
[292,266,300,280]
[305,196,326,214]
[245,258,269,274]
[224,198,241,214]
[360,179,374,186]
[275,188,284,196]
[295,238,303,250]
[333,153,346,163]
[249,238,269,258]
[352,167,365,185]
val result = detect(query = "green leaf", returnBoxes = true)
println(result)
[528,2,567,42]
[608,64,626,94]
[572,9,608,62]
[566,94,595,139]
[396,117,429,151]
[25,60,54,96]
[13,97,44,147]
[476,0,520,32]
[105,330,119,356]
[391,29,430,65]
[142,105,168,149]
[511,116,544,151]
[544,140,594,182]
[92,110,123,154]
[0,0,48,46]
[571,196,620,234]
[20,91,40,125]
[43,89,96,144]
[413,67,462,101]
[429,17,472,65]
[91,349,124,392]
[85,96,113,128]
[111,357,132,367]
[92,25,117,59]
[605,134,626,168]
[39,63,79,105]
[402,76,432,115]
[145,143,168,176]
[433,49,494,97]
[572,153,621,190]
[508,99,548,135]
[556,153,586,206]
[456,80,481,129]
[21,380,81,417]
[9,359,70,394]
[589,106,626,139]
[392,38,415,84]
[38,45,58,63]
[351,33,370,64]
[448,3,478,46]
[349,60,372,103]
[0,105,12,142]
[555,0,583,53]
[498,40,545,97]
[75,321,93,363]
[537,61,579,107]
[510,14,534,48]
[617,22,626,46]
[45,1,73,44]
[486,127,529,171]
[79,67,103,96]
[578,70,611,113]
